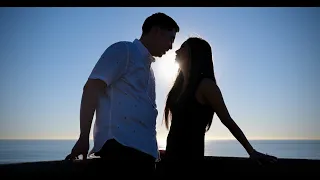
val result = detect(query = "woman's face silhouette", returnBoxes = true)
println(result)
[175,42,190,73]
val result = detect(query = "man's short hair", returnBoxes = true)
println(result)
[142,12,180,35]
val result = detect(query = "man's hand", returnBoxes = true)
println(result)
[249,149,277,165]
[65,136,90,160]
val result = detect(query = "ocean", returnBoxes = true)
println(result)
[0,139,319,164]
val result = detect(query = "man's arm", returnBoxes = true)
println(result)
[79,79,106,139]
[79,42,129,139]
[199,78,255,155]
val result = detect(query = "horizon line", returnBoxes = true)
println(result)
[0,138,319,141]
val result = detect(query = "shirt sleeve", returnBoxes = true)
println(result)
[88,41,129,86]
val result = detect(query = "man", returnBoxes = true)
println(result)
[66,12,179,175]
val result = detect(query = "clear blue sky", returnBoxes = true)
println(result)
[0,7,319,141]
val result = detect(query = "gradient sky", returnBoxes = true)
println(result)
[0,7,319,141]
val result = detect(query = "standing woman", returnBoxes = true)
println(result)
[162,37,277,173]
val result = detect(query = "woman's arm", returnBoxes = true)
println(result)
[198,78,255,155]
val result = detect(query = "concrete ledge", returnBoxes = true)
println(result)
[1,156,319,177]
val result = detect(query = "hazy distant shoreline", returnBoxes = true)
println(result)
[0,139,319,164]
[1,139,319,141]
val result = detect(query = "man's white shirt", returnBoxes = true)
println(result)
[88,39,159,159]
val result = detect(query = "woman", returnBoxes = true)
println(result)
[161,37,277,172]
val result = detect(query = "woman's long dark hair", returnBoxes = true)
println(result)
[164,37,216,132]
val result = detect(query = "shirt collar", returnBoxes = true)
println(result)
[133,39,155,64]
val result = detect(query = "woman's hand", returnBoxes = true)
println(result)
[249,149,278,165]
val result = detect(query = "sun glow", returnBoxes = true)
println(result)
[156,51,180,83]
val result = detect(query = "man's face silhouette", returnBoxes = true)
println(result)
[153,28,176,57]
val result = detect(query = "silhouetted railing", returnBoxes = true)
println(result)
[1,156,319,178]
